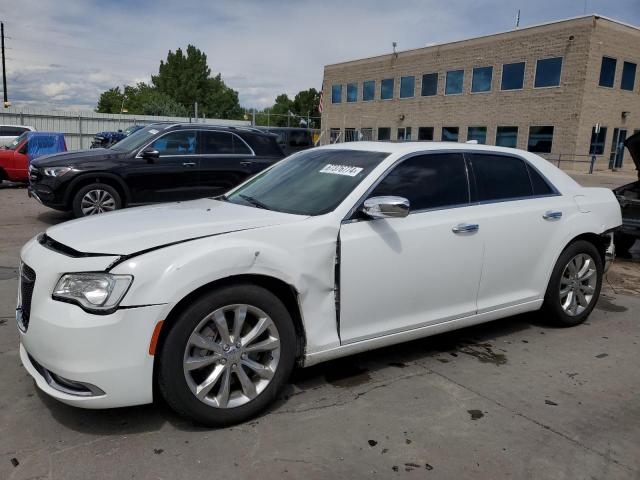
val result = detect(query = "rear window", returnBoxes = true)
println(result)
[0,126,28,136]
[470,154,533,201]
[244,133,283,157]
[527,164,555,195]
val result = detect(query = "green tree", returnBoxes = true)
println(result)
[96,44,242,119]
[292,88,321,127]
[151,45,242,119]
[96,87,124,113]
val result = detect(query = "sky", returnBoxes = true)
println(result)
[1,0,639,112]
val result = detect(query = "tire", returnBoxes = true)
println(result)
[71,183,122,217]
[614,232,637,254]
[158,284,297,427]
[542,240,603,327]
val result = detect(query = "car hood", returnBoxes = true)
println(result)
[624,131,640,178]
[31,148,125,167]
[45,199,306,256]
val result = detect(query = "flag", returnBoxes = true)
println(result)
[318,90,323,114]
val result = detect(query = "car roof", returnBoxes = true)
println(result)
[156,123,276,138]
[316,141,530,156]
[316,141,581,193]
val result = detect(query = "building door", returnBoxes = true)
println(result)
[609,128,627,169]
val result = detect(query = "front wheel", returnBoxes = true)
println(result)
[72,183,122,217]
[542,240,603,327]
[157,284,296,427]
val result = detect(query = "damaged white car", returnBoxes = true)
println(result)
[17,142,621,426]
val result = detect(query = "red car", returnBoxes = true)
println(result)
[0,132,67,183]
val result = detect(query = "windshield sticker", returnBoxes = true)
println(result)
[148,129,159,135]
[319,164,364,177]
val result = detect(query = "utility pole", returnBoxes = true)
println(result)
[194,102,198,123]
[1,22,9,108]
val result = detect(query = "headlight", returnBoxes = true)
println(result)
[53,273,133,313]
[43,166,72,177]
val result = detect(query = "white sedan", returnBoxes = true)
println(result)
[17,142,621,426]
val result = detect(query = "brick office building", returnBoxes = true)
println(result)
[320,15,640,172]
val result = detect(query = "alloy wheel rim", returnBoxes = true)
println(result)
[80,189,116,215]
[183,304,280,409]
[559,253,597,316]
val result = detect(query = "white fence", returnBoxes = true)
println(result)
[0,108,250,150]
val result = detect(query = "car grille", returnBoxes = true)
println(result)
[28,165,41,182]
[17,263,36,332]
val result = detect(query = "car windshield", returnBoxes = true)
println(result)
[110,124,172,152]
[226,149,389,215]
[7,132,28,150]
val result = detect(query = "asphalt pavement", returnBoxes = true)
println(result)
[1,175,639,480]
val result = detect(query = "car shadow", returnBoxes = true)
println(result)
[0,181,27,189]
[35,311,553,434]
[36,210,74,225]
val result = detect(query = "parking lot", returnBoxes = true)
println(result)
[1,173,639,480]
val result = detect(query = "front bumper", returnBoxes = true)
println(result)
[18,235,166,409]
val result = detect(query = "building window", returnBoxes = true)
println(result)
[330,128,341,143]
[528,126,554,153]
[363,80,375,101]
[534,57,563,88]
[621,61,637,91]
[421,73,438,96]
[344,128,357,142]
[397,127,412,141]
[589,127,607,155]
[467,126,487,144]
[378,127,391,141]
[331,84,342,103]
[442,127,459,142]
[599,57,616,87]
[418,127,434,141]
[496,126,518,148]
[347,83,358,102]
[445,70,464,95]
[501,62,525,90]
[400,76,415,98]
[360,127,373,140]
[381,78,394,99]
[471,66,493,93]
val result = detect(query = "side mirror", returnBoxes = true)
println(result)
[141,148,160,162]
[362,196,410,219]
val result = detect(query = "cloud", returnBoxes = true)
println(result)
[3,0,639,112]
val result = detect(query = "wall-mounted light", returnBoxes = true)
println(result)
[398,114,405,121]
[622,111,630,119]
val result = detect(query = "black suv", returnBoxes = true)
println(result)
[28,123,285,217]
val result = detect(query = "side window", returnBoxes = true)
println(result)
[150,131,197,155]
[470,154,532,201]
[527,164,555,196]
[370,153,469,211]
[199,131,234,154]
[233,135,253,154]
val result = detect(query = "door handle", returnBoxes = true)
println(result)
[452,223,479,233]
[542,210,562,220]
[182,162,196,167]
[239,161,253,166]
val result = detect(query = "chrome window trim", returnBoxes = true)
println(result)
[135,128,255,158]
[342,149,560,223]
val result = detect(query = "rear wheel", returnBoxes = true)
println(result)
[158,284,296,427]
[542,240,603,327]
[72,183,122,217]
